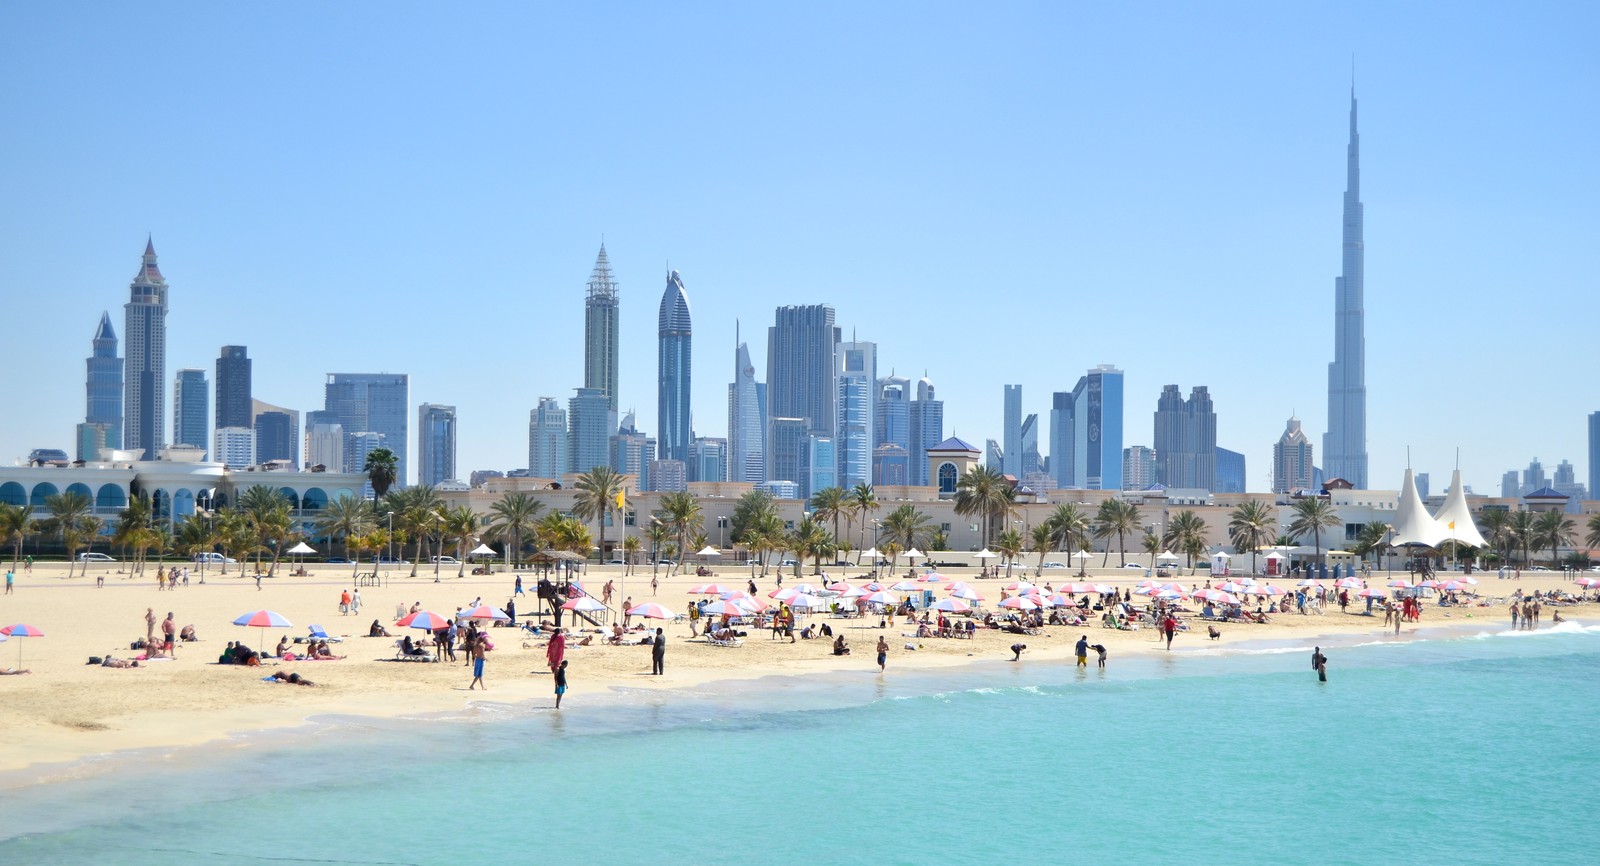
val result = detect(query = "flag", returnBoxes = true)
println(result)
[615,490,626,510]
[1448,521,1456,530]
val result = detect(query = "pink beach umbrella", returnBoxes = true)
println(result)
[689,583,733,595]
[1046,594,1075,608]
[1255,584,1285,597]
[998,596,1039,610]
[948,585,984,602]
[930,598,971,613]
[698,600,748,618]
[917,572,945,583]
[1337,577,1364,589]
[1297,579,1325,588]
[1002,580,1036,592]
[0,623,42,668]
[1437,580,1473,592]
[626,602,676,620]
[396,610,451,630]
[232,610,291,654]
[769,587,800,601]
[1356,588,1388,599]
[1387,579,1414,589]
[827,581,854,593]
[1061,582,1098,595]
[558,598,603,615]
[789,583,823,595]
[861,590,900,606]
[1155,588,1187,601]
[1576,577,1600,589]
[860,582,888,593]
[890,580,921,592]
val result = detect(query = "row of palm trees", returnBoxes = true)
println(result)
[1480,508,1583,569]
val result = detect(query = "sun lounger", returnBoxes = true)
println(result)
[392,639,435,662]
[706,636,744,647]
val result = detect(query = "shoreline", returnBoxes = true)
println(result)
[0,562,1587,786]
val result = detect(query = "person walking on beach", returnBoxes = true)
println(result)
[351,589,361,613]
[547,628,566,674]
[651,627,666,675]
[1162,614,1179,650]
[468,633,490,690]
[514,575,524,597]
[1075,635,1089,667]
[876,636,889,672]
[553,659,568,708]
[1532,599,1542,628]
[1509,602,1519,629]
[4,568,12,594]
[339,589,351,616]
[1311,646,1328,682]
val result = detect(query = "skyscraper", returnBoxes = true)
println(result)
[417,403,457,488]
[1323,88,1370,489]
[584,244,620,412]
[610,411,656,491]
[1050,365,1124,490]
[214,426,256,469]
[251,400,299,468]
[1122,446,1157,490]
[1019,414,1040,477]
[1273,415,1315,493]
[1216,448,1246,494]
[78,312,124,460]
[907,376,943,487]
[766,305,838,484]
[768,418,809,494]
[836,339,876,488]
[1589,412,1600,501]
[304,412,344,472]
[1002,385,1022,477]
[216,346,252,430]
[567,387,612,474]
[324,373,409,484]
[657,270,692,463]
[172,369,208,458]
[727,326,765,484]
[1153,384,1217,490]
[688,436,727,483]
[123,238,168,458]
[528,397,568,478]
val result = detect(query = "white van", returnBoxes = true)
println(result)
[193,552,237,564]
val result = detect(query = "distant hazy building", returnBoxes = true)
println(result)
[807,435,836,498]
[768,417,808,494]
[1323,89,1370,490]
[1019,414,1040,478]
[1122,446,1158,491]
[985,439,1004,472]
[214,426,256,470]
[528,397,568,478]
[584,244,620,412]
[216,346,252,430]
[324,373,409,484]
[836,339,876,487]
[1153,384,1216,491]
[1050,365,1124,490]
[766,305,838,484]
[1415,472,1430,501]
[1521,458,1548,497]
[1553,459,1587,501]
[657,270,692,463]
[873,443,911,487]
[727,329,765,484]
[78,312,124,460]
[610,412,656,491]
[907,376,943,487]
[650,459,686,493]
[1589,412,1600,501]
[170,369,208,458]
[1216,447,1246,494]
[688,436,727,483]
[417,403,457,488]
[305,418,344,472]
[346,431,385,496]
[1002,384,1022,477]
[1272,416,1314,493]
[874,376,910,486]
[124,239,168,458]
[1501,470,1519,499]
[567,387,612,474]
[251,399,299,469]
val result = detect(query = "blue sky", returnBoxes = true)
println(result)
[2,2,1595,493]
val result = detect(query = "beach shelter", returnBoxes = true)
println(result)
[1390,468,1450,548]
[0,623,41,668]
[1429,468,1489,555]
[974,548,998,560]
[233,610,291,653]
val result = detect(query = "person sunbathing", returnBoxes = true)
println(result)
[102,657,139,668]
[311,641,345,660]
[267,671,315,686]
[401,636,429,657]
[369,620,392,637]
[609,624,625,645]
[0,667,32,675]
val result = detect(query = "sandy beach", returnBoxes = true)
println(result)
[0,558,1590,780]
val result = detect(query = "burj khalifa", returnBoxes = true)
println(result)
[1323,88,1369,489]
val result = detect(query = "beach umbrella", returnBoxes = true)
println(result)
[1154,588,1187,600]
[1045,594,1076,608]
[1437,580,1473,592]
[396,610,451,630]
[999,596,1038,610]
[827,581,854,593]
[859,581,888,593]
[689,583,733,595]
[790,583,822,595]
[557,596,605,615]
[698,600,749,618]
[1061,581,1098,595]
[1156,551,1180,563]
[917,571,944,583]
[1356,588,1388,598]
[890,580,921,592]
[1091,583,1116,594]
[1071,550,1095,561]
[463,604,514,621]
[1337,577,1364,589]
[1387,579,1414,588]
[1417,580,1440,589]
[697,546,721,557]
[974,549,998,560]
[1296,579,1325,588]
[1002,580,1036,592]
[769,587,800,601]
[233,610,291,653]
[837,586,869,599]
[861,590,900,606]
[286,541,316,555]
[948,585,984,602]
[1577,577,1600,589]
[718,590,754,601]
[930,598,971,613]
[1218,581,1254,594]
[0,623,41,668]
[786,593,827,610]
[1256,584,1286,597]
[627,602,675,620]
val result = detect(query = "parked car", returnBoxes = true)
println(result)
[374,557,410,565]
[325,557,350,564]
[193,552,237,564]
[779,559,799,567]
[656,560,677,567]
[1041,562,1067,569]
[430,556,461,564]
[1122,563,1147,570]
[77,552,114,562]
[606,559,626,565]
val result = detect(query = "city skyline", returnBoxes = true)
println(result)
[3,4,1595,494]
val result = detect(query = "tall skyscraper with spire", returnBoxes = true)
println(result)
[657,269,693,463]
[77,312,124,460]
[124,238,168,459]
[1323,88,1369,489]
[584,244,620,412]
[728,325,765,484]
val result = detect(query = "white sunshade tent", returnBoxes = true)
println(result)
[1390,468,1450,548]
[286,542,316,555]
[1429,468,1489,549]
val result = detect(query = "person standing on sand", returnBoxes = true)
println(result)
[554,659,568,708]
[651,627,666,675]
[468,633,490,690]
[1532,599,1542,628]
[876,636,888,672]
[5,568,13,594]
[546,628,566,674]
[1075,635,1089,667]
[145,607,156,645]
[162,612,176,656]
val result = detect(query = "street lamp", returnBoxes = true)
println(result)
[432,511,446,582]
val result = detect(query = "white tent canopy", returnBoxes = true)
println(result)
[469,543,497,556]
[1430,468,1489,549]
[286,542,317,555]
[1390,468,1451,547]
[697,546,721,557]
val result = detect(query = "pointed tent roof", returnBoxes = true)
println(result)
[1429,469,1487,549]
[1390,468,1449,547]
[929,436,978,453]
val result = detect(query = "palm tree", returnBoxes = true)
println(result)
[362,447,399,501]
[657,491,702,576]
[386,486,444,576]
[1480,509,1516,568]
[1227,499,1277,575]
[954,466,1009,549]
[730,489,778,544]
[113,495,154,575]
[316,495,376,578]
[793,516,834,575]
[45,490,94,578]
[645,521,671,579]
[745,510,785,577]
[1352,521,1392,571]
[1094,500,1140,567]
[238,486,295,575]
[1534,510,1574,568]
[1509,510,1538,569]
[217,509,260,573]
[1030,523,1054,576]
[1587,512,1600,551]
[809,486,848,546]
[487,491,544,568]
[442,504,481,578]
[1045,504,1091,574]
[573,466,625,564]
[849,483,880,559]
[0,502,33,567]
[1141,530,1162,571]
[1164,510,1209,573]
[174,515,218,581]
[1286,498,1341,568]
[622,535,641,574]
[995,527,1024,579]
[878,504,934,558]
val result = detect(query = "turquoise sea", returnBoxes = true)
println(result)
[4,622,1597,865]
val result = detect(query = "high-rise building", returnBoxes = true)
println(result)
[251,400,299,468]
[171,369,208,459]
[1323,88,1370,489]
[872,443,910,487]
[584,244,620,412]
[766,305,838,483]
[528,397,568,478]
[986,439,1004,471]
[1552,460,1587,500]
[78,312,124,460]
[610,411,656,491]
[1122,446,1158,491]
[1216,448,1246,494]
[346,431,385,496]
[1272,415,1314,493]
[767,417,809,494]
[417,403,457,488]
[657,270,692,463]
[1019,414,1040,477]
[1501,471,1519,499]
[1050,365,1125,490]
[215,346,252,430]
[214,426,256,469]
[323,373,409,484]
[1002,384,1022,477]
[305,416,344,472]
[907,376,943,487]
[807,435,836,498]
[1416,473,1430,501]
[873,376,910,485]
[836,339,876,487]
[1589,412,1600,501]
[1521,458,1547,496]
[123,238,168,458]
[567,387,612,474]
[727,327,765,484]
[688,436,727,483]
[650,459,687,493]
[1153,384,1217,490]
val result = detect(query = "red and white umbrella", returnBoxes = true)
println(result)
[1046,594,1076,608]
[1577,577,1600,589]
[1002,580,1036,592]
[861,590,900,606]
[769,587,800,601]
[396,610,451,630]
[689,583,734,595]
[1387,579,1414,588]
[1155,588,1188,601]
[1218,581,1255,594]
[917,572,945,583]
[1192,588,1232,603]
[627,602,676,619]
[233,610,292,654]
[1417,580,1440,589]
[1091,583,1116,594]
[947,585,985,602]
[718,590,754,601]
[998,596,1038,610]
[827,581,854,593]
[930,598,971,613]
[1297,579,1325,588]
[1061,581,1098,595]
[890,580,922,592]
[698,600,749,618]
[1437,580,1473,592]
[1255,584,1285,597]
[837,586,869,599]
[1356,588,1388,599]
[860,582,888,594]
[790,583,823,595]
[1,623,43,667]
[1337,577,1364,589]
[785,593,827,610]
[558,598,604,615]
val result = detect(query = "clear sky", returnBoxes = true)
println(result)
[2,2,1595,493]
